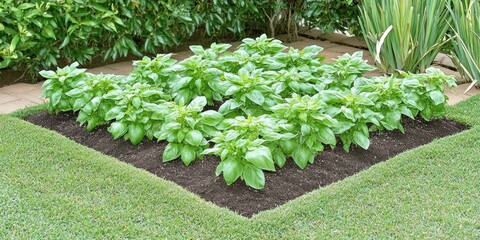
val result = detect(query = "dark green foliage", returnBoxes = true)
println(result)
[1,0,363,80]
[0,0,197,74]
[302,0,362,35]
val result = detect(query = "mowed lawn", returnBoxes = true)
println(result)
[1,95,479,239]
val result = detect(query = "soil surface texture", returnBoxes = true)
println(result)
[25,111,468,217]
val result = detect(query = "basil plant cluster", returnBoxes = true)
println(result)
[40,34,456,189]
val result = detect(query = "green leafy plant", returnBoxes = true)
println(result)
[359,0,451,74]
[104,83,171,145]
[218,115,295,167]
[354,76,414,132]
[39,62,87,113]
[448,0,480,87]
[237,34,286,55]
[269,68,316,97]
[203,114,294,189]
[271,94,338,169]
[154,96,224,166]
[170,44,229,105]
[40,36,456,190]
[399,68,457,120]
[319,52,376,89]
[129,54,177,88]
[66,74,124,131]
[302,0,361,35]
[219,66,281,116]
[320,89,382,152]
[218,49,270,73]
[204,136,274,189]
[271,45,324,71]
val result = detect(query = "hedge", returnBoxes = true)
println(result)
[0,0,360,79]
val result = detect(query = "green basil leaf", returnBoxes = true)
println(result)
[280,139,296,155]
[429,90,445,105]
[292,145,314,169]
[108,121,128,139]
[185,130,203,146]
[222,158,243,185]
[128,123,144,145]
[187,96,207,111]
[105,106,124,121]
[245,146,275,171]
[243,165,265,190]
[318,127,336,145]
[180,145,196,166]
[163,143,181,162]
[200,110,224,126]
[246,89,265,105]
[51,90,62,106]
[272,149,286,168]
[353,131,370,150]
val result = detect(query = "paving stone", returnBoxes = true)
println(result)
[0,93,21,104]
[171,51,192,61]
[34,81,45,88]
[434,53,447,64]
[363,70,384,77]
[0,99,38,114]
[321,50,344,63]
[446,91,470,105]
[327,45,365,54]
[316,41,338,49]
[87,67,118,75]
[451,82,480,96]
[299,28,324,39]
[287,39,337,50]
[16,88,46,104]
[276,34,309,43]
[0,83,39,94]
[318,33,350,43]
[301,29,352,44]
[106,61,135,70]
[444,82,480,105]
[340,37,368,49]
[439,56,455,69]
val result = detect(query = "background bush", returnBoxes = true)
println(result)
[0,0,360,80]
[302,0,362,35]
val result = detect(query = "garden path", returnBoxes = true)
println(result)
[0,33,478,114]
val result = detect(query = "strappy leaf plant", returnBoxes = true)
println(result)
[359,0,451,74]
[448,0,480,88]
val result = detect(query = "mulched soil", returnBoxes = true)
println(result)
[25,111,468,217]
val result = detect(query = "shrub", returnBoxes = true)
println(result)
[448,0,480,87]
[359,0,451,74]
[0,0,268,78]
[302,0,362,35]
[0,0,197,74]
[1,0,367,81]
[40,35,455,189]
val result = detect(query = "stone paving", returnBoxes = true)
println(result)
[0,33,478,114]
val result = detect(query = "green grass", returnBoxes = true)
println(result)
[1,96,480,238]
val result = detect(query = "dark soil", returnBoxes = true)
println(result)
[25,111,468,217]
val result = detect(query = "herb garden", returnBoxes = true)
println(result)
[2,0,480,238]
[39,35,455,189]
